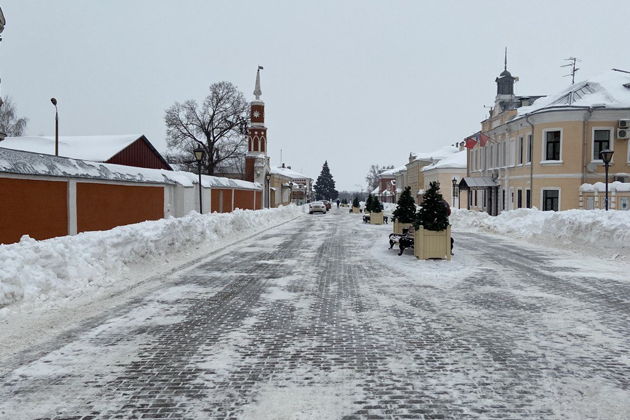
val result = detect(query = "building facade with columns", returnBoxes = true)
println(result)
[463,64,630,213]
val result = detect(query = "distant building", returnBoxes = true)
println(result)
[422,149,467,208]
[0,134,172,170]
[269,164,313,206]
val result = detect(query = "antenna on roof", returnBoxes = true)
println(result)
[561,57,580,85]
[612,68,630,74]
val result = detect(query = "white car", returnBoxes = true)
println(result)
[308,201,327,214]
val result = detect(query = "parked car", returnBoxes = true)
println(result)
[309,201,327,214]
[322,200,332,210]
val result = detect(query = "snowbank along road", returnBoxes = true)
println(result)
[1,207,630,419]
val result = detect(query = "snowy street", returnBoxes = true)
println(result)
[2,208,630,419]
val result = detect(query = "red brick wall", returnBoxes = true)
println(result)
[0,178,68,244]
[76,183,163,232]
[106,138,171,170]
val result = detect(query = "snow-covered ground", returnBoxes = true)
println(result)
[451,208,630,257]
[0,206,304,313]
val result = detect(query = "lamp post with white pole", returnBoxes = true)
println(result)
[600,149,614,211]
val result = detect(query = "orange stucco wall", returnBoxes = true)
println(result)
[234,189,255,210]
[76,182,164,233]
[0,178,68,244]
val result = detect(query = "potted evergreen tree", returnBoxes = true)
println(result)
[392,186,416,234]
[352,196,361,213]
[370,195,385,225]
[364,194,374,215]
[413,181,451,260]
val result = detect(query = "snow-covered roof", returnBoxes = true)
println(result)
[269,166,311,180]
[517,70,630,116]
[0,148,261,190]
[422,150,467,171]
[410,145,459,163]
[580,181,630,193]
[371,186,380,195]
[379,166,405,177]
[0,135,148,162]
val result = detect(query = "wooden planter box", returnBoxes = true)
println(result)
[370,212,384,225]
[352,207,361,214]
[393,221,413,234]
[414,225,451,260]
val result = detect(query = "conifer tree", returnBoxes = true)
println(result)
[352,196,360,208]
[314,161,339,200]
[365,194,374,212]
[371,195,383,213]
[414,181,450,231]
[393,186,416,223]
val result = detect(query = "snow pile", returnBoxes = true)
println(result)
[451,208,630,252]
[0,206,303,309]
[580,181,630,193]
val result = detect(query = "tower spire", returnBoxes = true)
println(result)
[253,65,263,100]
[504,47,507,71]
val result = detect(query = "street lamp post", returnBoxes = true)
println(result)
[193,147,205,214]
[265,173,272,208]
[50,98,59,156]
[600,149,614,211]
[452,177,458,209]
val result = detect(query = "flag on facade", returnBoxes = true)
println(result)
[479,132,491,147]
[464,135,478,149]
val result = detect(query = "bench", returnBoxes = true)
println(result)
[363,215,389,224]
[389,226,415,256]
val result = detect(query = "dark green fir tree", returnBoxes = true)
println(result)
[393,186,416,223]
[365,194,374,212]
[352,196,360,208]
[314,161,339,200]
[371,195,383,213]
[414,181,450,231]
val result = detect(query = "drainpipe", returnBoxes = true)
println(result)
[525,114,535,208]
[581,107,594,186]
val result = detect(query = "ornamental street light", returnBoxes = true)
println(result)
[50,98,59,156]
[193,147,205,214]
[452,177,458,209]
[600,149,614,211]
[265,172,272,208]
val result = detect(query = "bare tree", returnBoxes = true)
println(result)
[165,81,248,175]
[365,164,394,191]
[0,96,28,137]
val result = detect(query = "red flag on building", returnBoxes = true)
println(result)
[464,136,478,149]
[479,132,491,147]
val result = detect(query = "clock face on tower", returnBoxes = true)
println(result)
[253,110,260,118]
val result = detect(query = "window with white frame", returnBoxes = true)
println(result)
[526,134,532,163]
[542,189,560,211]
[544,130,561,161]
[620,197,629,210]
[518,137,524,165]
[593,129,611,161]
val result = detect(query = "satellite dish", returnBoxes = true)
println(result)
[0,7,5,34]
[586,162,597,173]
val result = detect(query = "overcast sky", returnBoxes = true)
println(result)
[2,0,630,190]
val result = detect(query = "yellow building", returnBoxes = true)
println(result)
[269,164,312,207]
[422,149,467,208]
[404,146,460,203]
[464,67,630,213]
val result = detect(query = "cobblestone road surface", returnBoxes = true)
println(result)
[2,209,630,419]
